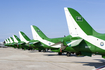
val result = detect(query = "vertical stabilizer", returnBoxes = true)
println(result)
[19,31,30,43]
[31,25,48,40]
[64,7,105,50]
[64,7,98,37]
[9,37,14,43]
[5,39,8,44]
[6,39,9,44]
[13,35,21,43]
[7,38,10,43]
[31,25,56,47]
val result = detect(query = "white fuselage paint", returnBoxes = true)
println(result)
[19,31,29,43]
[31,25,61,48]
[64,7,105,50]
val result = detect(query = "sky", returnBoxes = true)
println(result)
[0,0,105,42]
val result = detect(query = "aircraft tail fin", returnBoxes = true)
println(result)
[19,31,30,43]
[8,38,11,43]
[64,7,98,37]
[6,39,9,44]
[31,25,48,40]
[9,37,14,43]
[13,35,21,42]
[7,38,10,43]
[5,39,8,44]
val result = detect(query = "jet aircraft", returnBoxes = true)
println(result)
[64,7,105,58]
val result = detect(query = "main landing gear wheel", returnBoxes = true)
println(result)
[43,49,46,52]
[76,52,82,56]
[66,52,71,57]
[38,50,41,52]
[58,52,62,55]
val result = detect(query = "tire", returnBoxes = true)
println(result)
[66,52,71,57]
[58,52,62,55]
[43,49,46,52]
[38,50,41,52]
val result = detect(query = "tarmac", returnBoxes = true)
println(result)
[0,47,105,70]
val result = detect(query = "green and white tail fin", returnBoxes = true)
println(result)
[7,38,9,43]
[13,35,21,43]
[6,39,9,44]
[31,25,59,48]
[19,31,30,43]
[5,39,8,44]
[31,25,48,40]
[64,7,98,37]
[7,38,10,43]
[64,7,105,50]
[9,37,14,43]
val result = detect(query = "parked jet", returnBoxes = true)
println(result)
[19,29,58,52]
[19,31,53,51]
[7,38,11,46]
[31,25,72,54]
[4,38,12,47]
[12,35,20,48]
[12,35,27,49]
[9,37,16,47]
[4,39,8,46]
[19,31,33,50]
[64,7,105,58]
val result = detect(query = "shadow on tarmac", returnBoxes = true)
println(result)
[28,50,38,53]
[43,53,84,57]
[43,54,66,56]
[74,59,105,68]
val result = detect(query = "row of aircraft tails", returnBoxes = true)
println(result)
[4,7,105,58]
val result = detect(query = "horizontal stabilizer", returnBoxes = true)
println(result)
[67,39,83,47]
[50,42,62,48]
[18,42,25,45]
[29,41,40,45]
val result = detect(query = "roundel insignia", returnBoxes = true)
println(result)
[49,43,51,45]
[100,42,104,46]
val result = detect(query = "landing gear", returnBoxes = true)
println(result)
[43,49,46,52]
[76,52,81,56]
[22,47,24,50]
[58,52,62,55]
[38,50,41,52]
[66,52,71,56]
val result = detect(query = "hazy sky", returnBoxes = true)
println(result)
[0,0,105,42]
